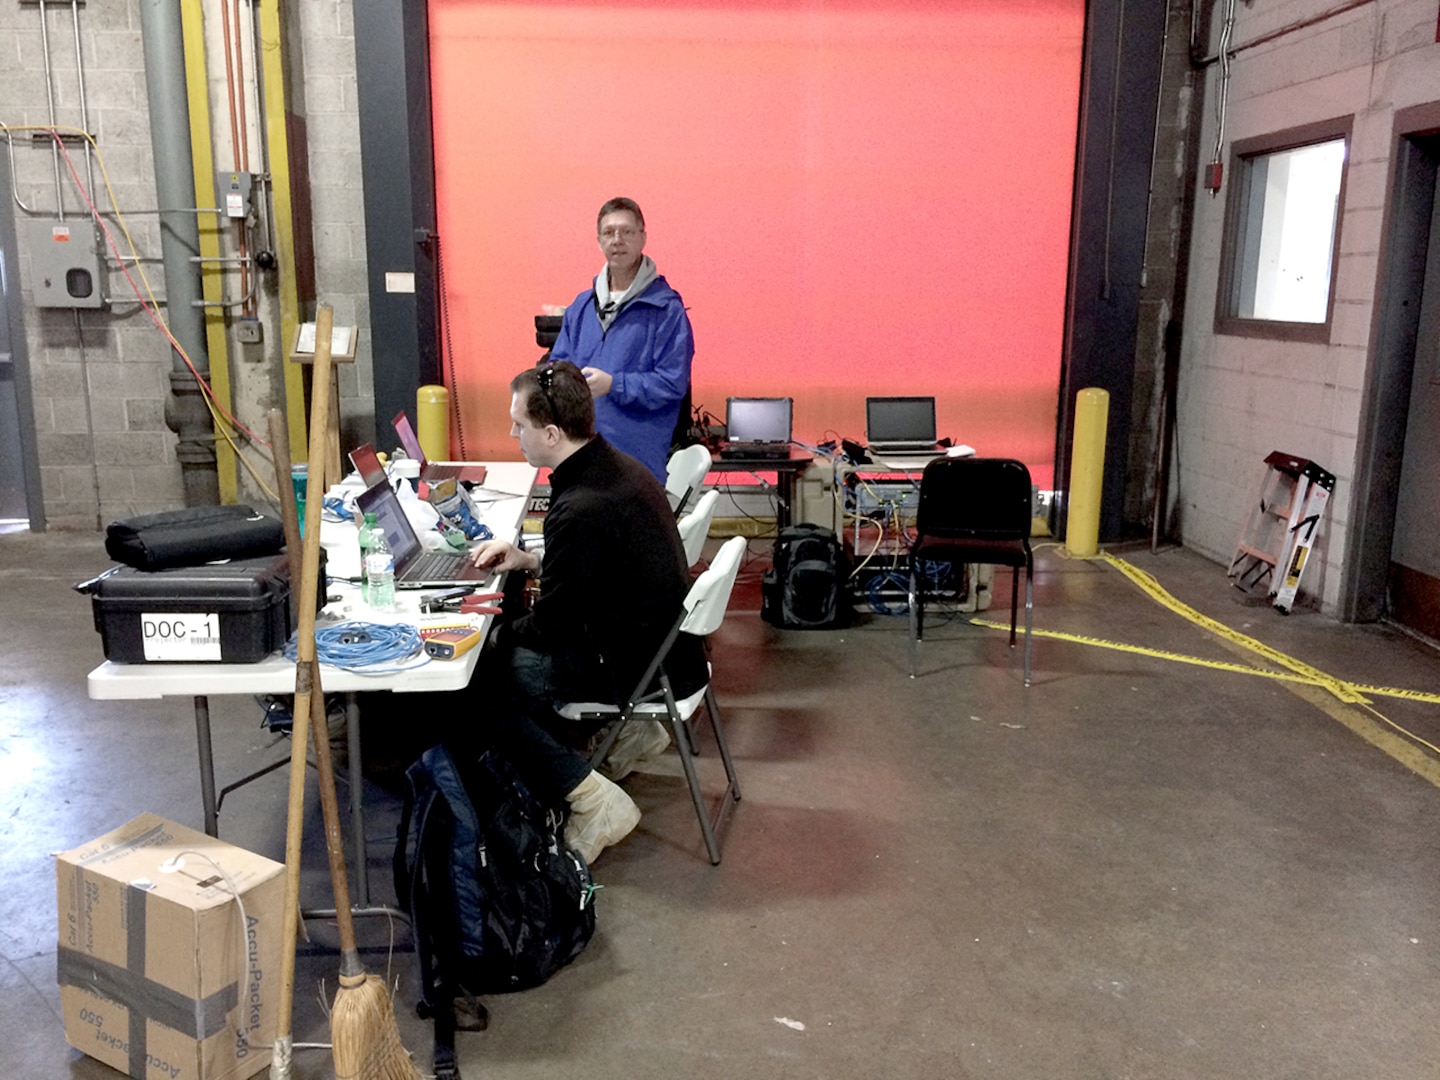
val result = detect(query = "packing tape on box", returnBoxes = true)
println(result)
[59,846,242,1080]
[58,883,240,1077]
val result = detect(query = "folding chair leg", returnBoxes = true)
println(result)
[701,685,741,808]
[1008,563,1020,647]
[662,679,739,865]
[907,566,920,678]
[586,713,629,770]
[1022,564,1033,687]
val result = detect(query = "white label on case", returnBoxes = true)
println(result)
[140,613,221,661]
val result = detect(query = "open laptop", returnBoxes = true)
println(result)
[392,411,488,484]
[348,443,388,488]
[720,397,793,460]
[865,396,942,455]
[355,480,495,588]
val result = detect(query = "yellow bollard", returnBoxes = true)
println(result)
[416,385,449,464]
[1065,388,1110,557]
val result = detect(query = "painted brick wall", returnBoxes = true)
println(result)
[1175,0,1440,614]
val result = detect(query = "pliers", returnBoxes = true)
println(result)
[421,589,504,616]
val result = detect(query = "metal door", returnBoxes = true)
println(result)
[1389,168,1440,638]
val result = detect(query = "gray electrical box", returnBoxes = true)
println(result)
[219,171,253,219]
[27,220,105,309]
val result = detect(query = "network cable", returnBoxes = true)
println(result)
[283,622,428,673]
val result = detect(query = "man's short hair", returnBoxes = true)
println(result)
[597,196,645,233]
[511,360,595,441]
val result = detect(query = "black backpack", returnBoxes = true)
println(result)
[762,524,852,629]
[394,745,596,1073]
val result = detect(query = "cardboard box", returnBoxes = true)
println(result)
[56,814,285,1080]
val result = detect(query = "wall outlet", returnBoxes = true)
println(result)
[236,317,263,344]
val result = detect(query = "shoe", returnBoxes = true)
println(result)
[564,771,640,865]
[452,993,488,1032]
[600,719,672,780]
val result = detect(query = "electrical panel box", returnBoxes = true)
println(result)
[27,219,105,309]
[219,171,253,219]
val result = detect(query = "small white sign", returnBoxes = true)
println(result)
[385,272,416,294]
[294,322,355,355]
[141,612,222,661]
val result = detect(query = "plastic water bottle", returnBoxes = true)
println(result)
[366,527,396,611]
[357,512,379,601]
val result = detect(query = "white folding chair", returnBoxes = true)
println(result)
[665,443,712,517]
[676,489,720,568]
[558,535,746,864]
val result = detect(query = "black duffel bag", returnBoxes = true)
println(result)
[105,504,285,571]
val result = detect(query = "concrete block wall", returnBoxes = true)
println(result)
[1,1,183,529]
[1174,0,1440,614]
[292,0,373,449]
[0,0,372,528]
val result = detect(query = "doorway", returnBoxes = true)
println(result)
[0,147,44,532]
[1346,105,1440,635]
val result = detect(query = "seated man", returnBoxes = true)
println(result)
[469,360,706,864]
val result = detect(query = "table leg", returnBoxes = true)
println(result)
[345,691,368,906]
[777,471,798,530]
[193,695,219,837]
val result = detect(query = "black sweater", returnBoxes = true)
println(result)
[497,436,706,705]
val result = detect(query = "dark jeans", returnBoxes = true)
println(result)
[459,644,596,805]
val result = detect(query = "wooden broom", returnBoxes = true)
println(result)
[267,403,306,1080]
[271,306,422,1080]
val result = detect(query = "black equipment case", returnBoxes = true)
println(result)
[90,552,320,664]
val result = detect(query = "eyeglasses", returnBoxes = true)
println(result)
[599,225,642,241]
[536,363,558,424]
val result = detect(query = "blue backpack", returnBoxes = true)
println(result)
[395,744,596,1072]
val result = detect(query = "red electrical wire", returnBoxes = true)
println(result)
[49,132,271,450]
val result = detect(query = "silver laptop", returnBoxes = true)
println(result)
[355,481,495,589]
[865,396,942,455]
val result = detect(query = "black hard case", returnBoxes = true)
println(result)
[91,552,322,664]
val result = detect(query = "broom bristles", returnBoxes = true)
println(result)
[330,973,423,1080]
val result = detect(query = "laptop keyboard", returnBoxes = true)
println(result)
[403,549,475,581]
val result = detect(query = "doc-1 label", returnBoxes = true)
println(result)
[141,612,221,661]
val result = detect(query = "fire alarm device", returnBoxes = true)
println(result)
[423,627,482,660]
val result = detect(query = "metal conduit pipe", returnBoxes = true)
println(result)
[138,0,218,505]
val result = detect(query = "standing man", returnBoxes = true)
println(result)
[549,197,694,483]
[468,361,705,864]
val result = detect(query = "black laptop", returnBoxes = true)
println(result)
[865,396,942,455]
[355,481,495,588]
[720,397,793,460]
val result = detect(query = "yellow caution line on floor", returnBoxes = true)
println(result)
[1099,552,1372,704]
[975,550,1440,784]
[968,619,1330,688]
[968,617,1440,706]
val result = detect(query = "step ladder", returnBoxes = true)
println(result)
[1228,451,1335,613]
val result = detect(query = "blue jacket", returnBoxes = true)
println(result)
[550,276,694,482]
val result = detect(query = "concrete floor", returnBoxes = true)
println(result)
[5,526,1440,1079]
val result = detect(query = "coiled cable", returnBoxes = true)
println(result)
[283,621,428,673]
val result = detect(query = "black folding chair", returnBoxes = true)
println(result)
[907,457,1034,685]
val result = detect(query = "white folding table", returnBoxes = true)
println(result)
[87,461,537,909]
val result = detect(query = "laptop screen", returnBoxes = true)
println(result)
[355,482,422,570]
[866,396,936,445]
[726,397,792,445]
[392,411,428,468]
